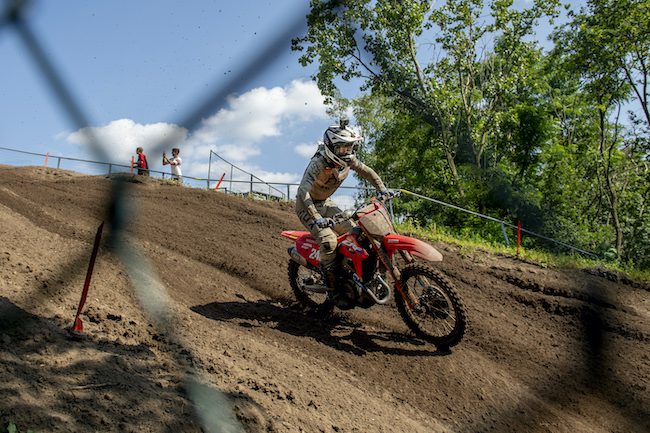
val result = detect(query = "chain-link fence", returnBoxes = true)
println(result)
[1,0,311,431]
[0,1,644,432]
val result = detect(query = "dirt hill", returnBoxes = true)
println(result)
[1,166,648,433]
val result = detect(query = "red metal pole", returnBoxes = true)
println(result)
[516,220,522,256]
[214,172,226,191]
[44,152,49,167]
[71,221,104,334]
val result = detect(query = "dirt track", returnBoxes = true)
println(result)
[1,166,648,433]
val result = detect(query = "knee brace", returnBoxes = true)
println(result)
[319,230,338,265]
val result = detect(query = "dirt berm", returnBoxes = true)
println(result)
[0,166,648,433]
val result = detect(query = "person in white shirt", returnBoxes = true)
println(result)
[163,148,183,182]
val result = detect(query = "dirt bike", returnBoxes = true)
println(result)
[281,193,467,348]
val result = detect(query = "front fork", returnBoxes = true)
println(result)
[368,238,420,309]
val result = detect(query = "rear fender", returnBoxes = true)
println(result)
[281,230,311,240]
[383,233,442,262]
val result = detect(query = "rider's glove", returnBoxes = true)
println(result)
[377,189,393,202]
[312,217,335,229]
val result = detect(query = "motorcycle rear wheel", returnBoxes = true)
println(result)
[287,260,333,313]
[396,263,466,348]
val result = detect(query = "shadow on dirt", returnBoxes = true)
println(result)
[457,303,650,433]
[191,299,448,357]
[0,297,236,433]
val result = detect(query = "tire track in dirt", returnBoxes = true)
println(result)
[2,166,649,433]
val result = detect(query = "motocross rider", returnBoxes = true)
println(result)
[295,118,389,304]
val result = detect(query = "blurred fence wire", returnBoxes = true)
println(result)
[1,0,310,432]
[0,0,641,432]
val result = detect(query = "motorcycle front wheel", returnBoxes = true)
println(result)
[287,260,333,313]
[395,263,467,348]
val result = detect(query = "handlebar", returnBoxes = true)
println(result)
[332,189,400,223]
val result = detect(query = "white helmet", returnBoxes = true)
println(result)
[322,125,363,168]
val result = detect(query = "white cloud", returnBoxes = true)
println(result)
[64,80,329,182]
[185,79,328,162]
[223,157,299,187]
[215,144,261,162]
[254,169,301,185]
[284,79,331,119]
[294,142,319,158]
[66,119,187,164]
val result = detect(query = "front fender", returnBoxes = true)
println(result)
[281,230,310,240]
[383,233,443,262]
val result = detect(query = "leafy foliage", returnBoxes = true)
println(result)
[295,0,650,269]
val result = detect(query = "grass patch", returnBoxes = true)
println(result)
[6,422,34,433]
[395,220,650,284]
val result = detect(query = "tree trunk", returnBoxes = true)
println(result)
[598,109,624,256]
[442,142,465,198]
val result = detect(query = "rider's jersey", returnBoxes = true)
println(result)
[296,149,386,221]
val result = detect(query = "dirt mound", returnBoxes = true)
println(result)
[1,165,648,433]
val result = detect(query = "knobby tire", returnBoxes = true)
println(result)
[287,260,333,314]
[396,263,467,348]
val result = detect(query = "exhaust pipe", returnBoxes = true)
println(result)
[288,246,308,267]
[365,275,392,304]
[352,273,392,304]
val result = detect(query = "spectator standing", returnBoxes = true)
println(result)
[163,148,183,182]
[133,147,149,176]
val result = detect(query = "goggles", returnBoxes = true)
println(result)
[335,143,357,156]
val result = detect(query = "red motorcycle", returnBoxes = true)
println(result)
[281,194,467,348]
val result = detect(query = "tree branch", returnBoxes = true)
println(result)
[407,32,429,95]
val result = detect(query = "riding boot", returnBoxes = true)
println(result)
[320,262,354,310]
[320,262,338,291]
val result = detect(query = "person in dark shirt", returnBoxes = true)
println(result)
[133,147,149,176]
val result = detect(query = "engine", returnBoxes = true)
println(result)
[338,252,383,309]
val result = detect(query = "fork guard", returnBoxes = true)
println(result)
[382,234,443,262]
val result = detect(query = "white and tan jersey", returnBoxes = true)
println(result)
[295,151,386,221]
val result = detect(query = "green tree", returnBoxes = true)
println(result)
[560,0,650,132]
[293,0,559,201]
[295,0,650,265]
[552,0,650,258]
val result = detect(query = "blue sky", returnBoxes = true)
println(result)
[1,0,578,203]
[1,1,338,189]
